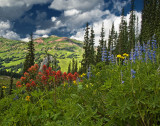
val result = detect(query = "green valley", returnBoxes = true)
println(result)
[0,35,84,73]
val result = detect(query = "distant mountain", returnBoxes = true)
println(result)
[0,35,84,73]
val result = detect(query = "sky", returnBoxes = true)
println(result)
[0,0,143,46]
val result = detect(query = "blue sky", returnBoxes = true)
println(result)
[0,0,143,46]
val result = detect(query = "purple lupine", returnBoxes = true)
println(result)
[131,69,136,79]
[87,66,91,79]
[101,47,107,62]
[121,70,124,84]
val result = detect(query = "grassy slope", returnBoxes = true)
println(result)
[0,36,84,73]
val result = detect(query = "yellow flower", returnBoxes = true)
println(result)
[90,83,93,86]
[73,80,77,85]
[86,84,89,88]
[26,96,31,101]
[123,53,129,57]
[64,82,67,87]
[81,73,86,77]
[2,86,6,88]
[121,56,125,59]
[117,54,122,58]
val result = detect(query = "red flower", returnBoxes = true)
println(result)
[26,83,31,87]
[31,80,36,87]
[62,72,67,80]
[67,73,73,81]
[20,77,26,82]
[43,65,47,71]
[17,85,22,88]
[34,64,39,70]
[16,81,21,86]
[56,70,62,78]
[73,72,79,81]
[42,75,47,81]
[24,72,29,77]
[45,69,50,76]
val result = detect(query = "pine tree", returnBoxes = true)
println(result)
[75,60,78,73]
[128,0,136,51]
[116,8,128,54]
[23,33,35,73]
[67,62,71,74]
[108,22,116,53]
[89,26,96,65]
[96,23,105,63]
[81,22,90,73]
[72,58,75,74]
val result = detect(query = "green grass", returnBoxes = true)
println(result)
[0,35,84,73]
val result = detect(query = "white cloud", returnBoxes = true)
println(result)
[35,29,51,35]
[0,0,51,20]
[21,37,30,42]
[112,0,131,12]
[42,34,49,38]
[64,9,80,16]
[49,0,103,11]
[51,17,56,22]
[0,20,20,40]
[71,11,142,46]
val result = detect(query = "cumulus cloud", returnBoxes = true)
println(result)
[71,11,142,46]
[0,20,20,40]
[51,17,56,22]
[64,9,80,16]
[0,0,51,20]
[112,0,131,12]
[49,0,104,11]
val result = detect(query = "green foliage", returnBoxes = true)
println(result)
[1,48,160,125]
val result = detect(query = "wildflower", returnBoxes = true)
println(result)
[2,86,6,88]
[86,84,89,88]
[20,77,26,82]
[17,85,22,88]
[123,53,129,57]
[16,81,21,86]
[73,80,77,85]
[122,81,124,84]
[26,96,31,101]
[117,54,121,58]
[67,73,73,81]
[80,73,86,78]
[24,72,29,77]
[26,83,31,88]
[131,69,136,79]
[13,95,19,100]
[131,69,136,74]
[121,56,125,59]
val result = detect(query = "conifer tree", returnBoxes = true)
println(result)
[67,62,71,74]
[23,33,35,73]
[116,8,128,54]
[96,23,105,63]
[108,22,116,53]
[75,60,78,73]
[72,58,75,74]
[81,22,90,73]
[128,0,136,51]
[89,26,96,65]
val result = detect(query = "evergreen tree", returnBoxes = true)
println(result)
[116,8,128,54]
[75,60,78,73]
[81,22,90,73]
[89,26,96,65]
[72,58,75,74]
[128,0,136,51]
[67,62,71,74]
[96,23,105,63]
[108,22,116,53]
[23,33,35,73]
